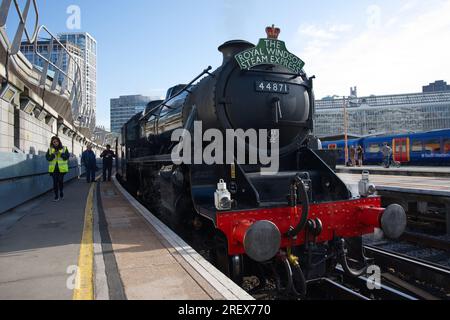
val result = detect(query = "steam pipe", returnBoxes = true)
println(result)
[291,264,307,298]
[337,238,368,278]
[286,175,310,238]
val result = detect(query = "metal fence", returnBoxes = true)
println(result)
[0,0,83,122]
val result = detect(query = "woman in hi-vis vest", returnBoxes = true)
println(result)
[46,136,70,202]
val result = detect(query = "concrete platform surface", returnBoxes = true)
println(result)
[100,179,252,300]
[339,173,450,197]
[337,165,450,178]
[0,179,91,300]
[0,175,253,300]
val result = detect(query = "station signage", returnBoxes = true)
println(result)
[235,26,305,74]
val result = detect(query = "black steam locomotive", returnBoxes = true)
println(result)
[118,26,406,297]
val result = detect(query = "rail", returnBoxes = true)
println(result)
[364,245,450,294]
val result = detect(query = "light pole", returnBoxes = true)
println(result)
[343,96,349,166]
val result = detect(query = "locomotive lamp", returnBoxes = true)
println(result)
[215,179,232,211]
[359,171,377,197]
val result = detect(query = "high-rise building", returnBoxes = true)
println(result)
[20,32,97,132]
[20,40,84,83]
[58,32,97,131]
[423,80,450,93]
[110,95,157,133]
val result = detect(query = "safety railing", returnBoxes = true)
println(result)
[0,0,83,124]
[33,25,83,119]
[0,0,39,53]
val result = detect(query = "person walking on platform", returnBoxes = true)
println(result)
[381,143,393,168]
[46,136,70,202]
[357,146,364,167]
[100,145,116,182]
[81,145,97,183]
[350,146,357,167]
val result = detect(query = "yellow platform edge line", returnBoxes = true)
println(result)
[73,183,95,300]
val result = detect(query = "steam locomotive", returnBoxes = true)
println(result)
[118,26,406,297]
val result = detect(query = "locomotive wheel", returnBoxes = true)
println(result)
[271,257,294,297]
[272,257,307,298]
[211,233,243,285]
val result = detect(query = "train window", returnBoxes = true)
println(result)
[411,140,423,152]
[368,144,380,153]
[424,140,441,154]
[444,139,450,154]
[328,144,337,150]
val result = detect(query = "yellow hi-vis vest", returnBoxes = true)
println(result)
[48,147,69,173]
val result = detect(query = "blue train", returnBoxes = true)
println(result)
[321,129,450,166]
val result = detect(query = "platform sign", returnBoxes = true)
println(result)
[235,25,305,74]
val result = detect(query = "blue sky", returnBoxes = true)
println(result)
[12,0,450,129]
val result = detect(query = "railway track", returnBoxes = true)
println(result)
[307,245,450,300]
[363,245,450,299]
[401,232,450,252]
[303,272,418,300]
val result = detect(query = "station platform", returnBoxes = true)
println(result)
[336,165,450,178]
[0,177,252,300]
[338,173,450,197]
[338,172,450,235]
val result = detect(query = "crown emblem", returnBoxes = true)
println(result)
[266,25,281,39]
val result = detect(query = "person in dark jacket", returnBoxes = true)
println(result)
[100,145,116,182]
[350,146,357,167]
[46,136,70,202]
[81,145,97,183]
[357,146,364,167]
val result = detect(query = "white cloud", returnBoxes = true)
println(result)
[400,0,419,12]
[299,25,337,40]
[329,24,353,33]
[299,23,353,40]
[297,23,353,59]
[293,1,450,98]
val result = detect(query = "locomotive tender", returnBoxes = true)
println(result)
[119,26,406,297]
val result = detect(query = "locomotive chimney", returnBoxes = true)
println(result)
[218,40,254,65]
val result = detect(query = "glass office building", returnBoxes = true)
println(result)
[59,32,97,131]
[314,88,450,138]
[110,95,158,133]
[20,40,84,87]
[20,32,97,131]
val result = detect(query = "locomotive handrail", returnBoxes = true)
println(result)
[140,66,213,120]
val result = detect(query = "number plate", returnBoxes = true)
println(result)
[255,81,290,94]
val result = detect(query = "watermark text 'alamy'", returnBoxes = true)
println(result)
[171,122,280,175]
